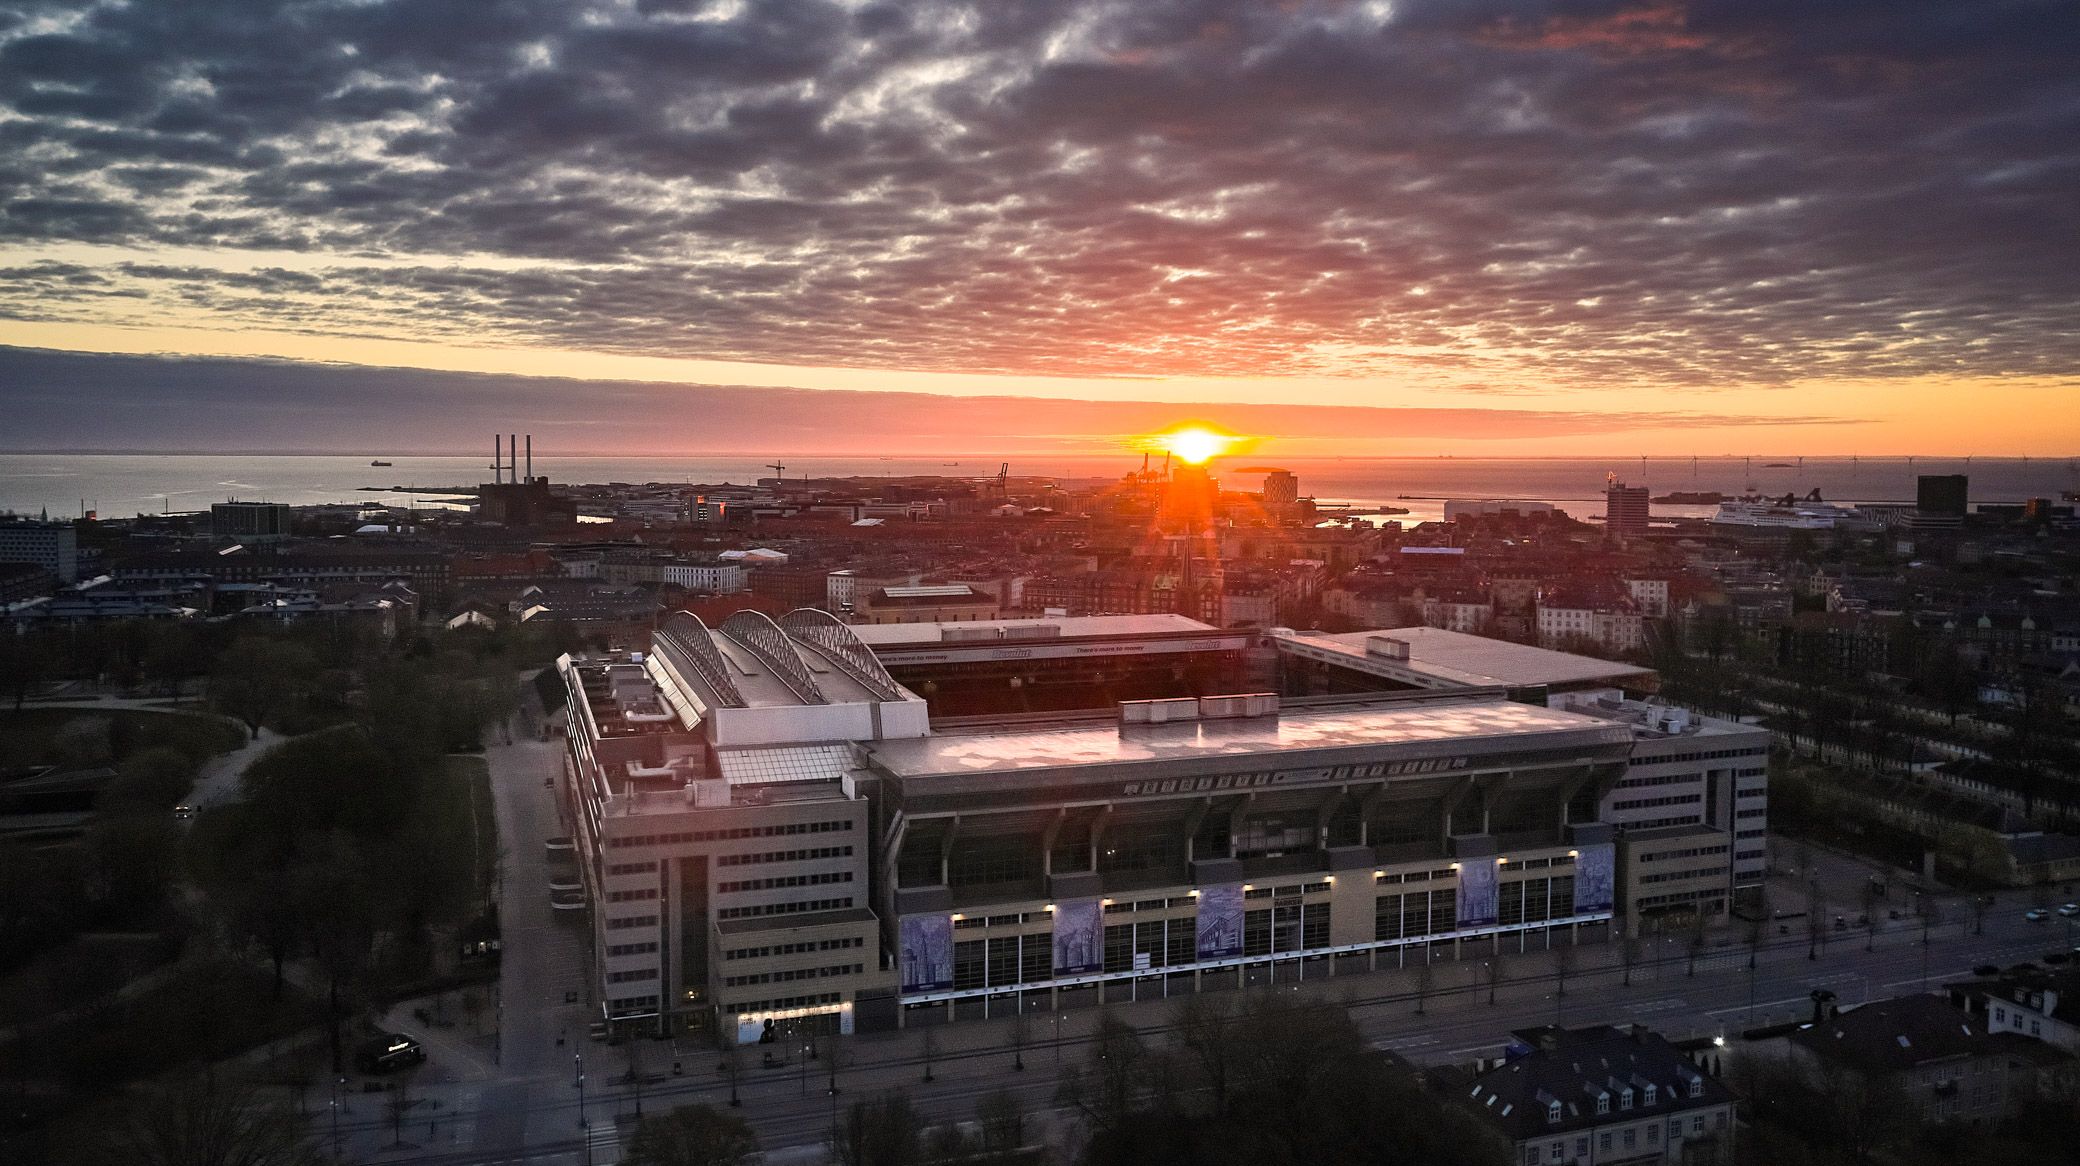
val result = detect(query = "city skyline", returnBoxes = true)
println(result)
[2,3,2077,455]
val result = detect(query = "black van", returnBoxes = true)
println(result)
[354,1034,427,1074]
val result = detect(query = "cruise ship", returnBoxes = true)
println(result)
[1710,490,1867,531]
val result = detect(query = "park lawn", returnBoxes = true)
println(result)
[442,754,499,901]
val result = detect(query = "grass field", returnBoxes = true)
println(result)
[444,754,500,898]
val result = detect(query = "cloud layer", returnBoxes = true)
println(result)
[0,345,1854,454]
[2,1,2077,386]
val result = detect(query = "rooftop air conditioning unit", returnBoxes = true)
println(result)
[1366,636,1412,660]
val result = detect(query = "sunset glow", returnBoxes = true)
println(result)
[1159,427,1239,465]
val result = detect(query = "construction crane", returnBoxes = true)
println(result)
[766,460,785,481]
[996,462,1009,495]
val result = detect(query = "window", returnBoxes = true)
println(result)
[1688,1078,1702,1098]
[1596,1095,1609,1115]
[1620,1089,1633,1111]
[1548,1101,1562,1124]
[1574,1138,1587,1158]
[1644,1084,1656,1105]
[1598,1132,1611,1152]
[1647,1124,1658,1146]
[1668,1119,1681,1139]
[1692,1116,1705,1135]
[1623,1129,1635,1148]
[1548,1142,1563,1162]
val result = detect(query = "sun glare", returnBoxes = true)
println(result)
[1160,426,1235,464]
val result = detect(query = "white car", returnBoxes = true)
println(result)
[2059,903,2080,917]
[2025,909,2050,923]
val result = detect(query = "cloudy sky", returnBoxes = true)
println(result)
[1,0,2074,455]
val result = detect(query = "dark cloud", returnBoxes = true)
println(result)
[0,0,2074,386]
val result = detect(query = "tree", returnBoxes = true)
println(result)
[76,1075,321,1166]
[624,1104,759,1166]
[209,636,317,740]
[976,1089,1025,1157]
[100,745,200,813]
[830,1092,924,1166]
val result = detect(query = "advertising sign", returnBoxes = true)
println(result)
[899,914,953,992]
[1052,899,1104,975]
[1194,883,1245,958]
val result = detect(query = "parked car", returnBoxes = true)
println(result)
[2057,903,2079,917]
[353,1034,426,1074]
[172,804,194,820]
[2025,909,2051,922]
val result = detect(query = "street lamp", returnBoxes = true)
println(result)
[330,1075,344,1161]
[575,1051,587,1129]
[1054,1012,1064,1066]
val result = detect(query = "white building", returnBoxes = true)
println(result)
[661,563,748,593]
[0,518,79,583]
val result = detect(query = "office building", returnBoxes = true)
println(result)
[1916,474,1969,518]
[556,610,925,1042]
[1908,473,1969,531]
[1604,479,1650,536]
[1447,1024,1735,1166]
[210,500,292,542]
[1262,470,1299,514]
[0,517,80,584]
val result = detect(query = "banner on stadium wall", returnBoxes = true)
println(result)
[1195,883,1245,958]
[1458,858,1498,928]
[1573,843,1616,914]
[899,913,954,992]
[1052,898,1104,975]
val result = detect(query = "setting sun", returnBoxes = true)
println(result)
[1159,426,1239,465]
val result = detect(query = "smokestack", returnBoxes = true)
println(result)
[526,434,532,482]
[509,434,517,484]
[494,434,502,484]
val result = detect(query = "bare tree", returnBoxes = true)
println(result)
[1008,1009,1031,1073]
[1413,954,1435,1014]
[920,1027,941,1085]
[624,1104,759,1166]
[89,1076,321,1166]
[976,1088,1025,1157]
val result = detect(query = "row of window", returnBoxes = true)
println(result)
[1625,814,1705,830]
[1377,868,1461,885]
[607,914,658,930]
[1735,828,1766,839]
[1737,787,1769,799]
[607,941,659,956]
[1628,747,1768,766]
[1614,773,1703,791]
[954,912,1053,930]
[1738,767,1768,778]
[716,896,853,920]
[717,845,853,867]
[607,888,659,902]
[1735,849,1766,862]
[609,820,854,848]
[1500,855,1575,871]
[1640,866,1725,886]
[607,968,659,983]
[1611,794,1704,812]
[607,861,658,875]
[1736,807,1768,819]
[1376,891,1460,941]
[1526,1112,1723,1166]
[608,994,659,1011]
[725,936,866,961]
[722,963,864,988]
[1637,890,1726,910]
[1639,844,1728,863]
[725,990,841,1014]
[717,870,854,895]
